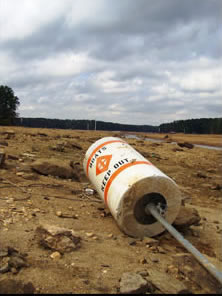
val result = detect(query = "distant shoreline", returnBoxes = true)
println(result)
[126,131,222,148]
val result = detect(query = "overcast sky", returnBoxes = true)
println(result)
[0,0,221,126]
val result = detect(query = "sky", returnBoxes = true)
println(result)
[0,0,221,126]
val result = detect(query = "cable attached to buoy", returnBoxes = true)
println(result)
[145,203,222,286]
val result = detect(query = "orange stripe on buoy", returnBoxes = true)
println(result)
[86,140,125,176]
[104,161,152,205]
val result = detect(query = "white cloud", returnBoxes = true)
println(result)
[0,0,68,41]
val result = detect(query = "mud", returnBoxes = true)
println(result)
[0,127,221,294]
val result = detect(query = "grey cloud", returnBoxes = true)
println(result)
[0,0,221,125]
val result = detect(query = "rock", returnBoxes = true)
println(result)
[142,237,159,247]
[0,129,15,136]
[148,269,187,294]
[50,251,62,260]
[31,158,80,180]
[172,147,184,152]
[37,132,48,137]
[86,232,94,238]
[0,263,10,274]
[119,272,149,294]
[70,142,83,150]
[56,211,63,217]
[137,270,149,277]
[173,253,222,293]
[177,142,194,149]
[7,154,19,160]
[22,173,39,180]
[173,206,201,230]
[36,224,81,254]
[0,279,35,294]
[50,142,65,152]
[0,141,8,146]
[0,249,9,257]
[0,148,6,167]
[8,255,28,269]
[211,183,222,190]
[196,171,207,178]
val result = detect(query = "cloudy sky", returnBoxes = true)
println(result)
[0,0,221,126]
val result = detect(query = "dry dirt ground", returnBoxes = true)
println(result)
[0,127,222,294]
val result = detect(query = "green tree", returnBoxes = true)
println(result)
[0,85,20,125]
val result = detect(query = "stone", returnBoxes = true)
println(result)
[56,211,63,217]
[22,173,39,180]
[142,237,159,247]
[173,253,221,293]
[50,251,62,260]
[0,148,6,167]
[36,224,81,254]
[0,279,35,294]
[177,142,194,149]
[0,141,8,146]
[7,154,19,160]
[0,263,10,274]
[172,147,184,152]
[70,142,82,150]
[147,269,187,294]
[196,171,207,178]
[173,206,201,230]
[50,142,65,152]
[119,272,149,294]
[137,270,149,278]
[31,158,80,180]
[8,255,28,269]
[211,183,222,190]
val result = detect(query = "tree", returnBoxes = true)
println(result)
[0,85,20,125]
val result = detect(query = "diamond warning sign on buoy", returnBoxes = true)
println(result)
[96,155,112,176]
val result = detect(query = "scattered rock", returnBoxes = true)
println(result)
[0,148,6,167]
[36,224,81,254]
[0,247,28,274]
[37,132,48,137]
[8,255,28,269]
[177,142,194,149]
[31,158,80,180]
[211,183,222,190]
[0,279,35,294]
[69,142,83,150]
[173,253,222,293]
[137,270,149,278]
[173,206,201,230]
[50,142,65,152]
[50,251,62,260]
[7,154,19,160]
[22,173,39,180]
[148,269,187,294]
[142,237,159,247]
[0,140,8,146]
[196,171,207,178]
[0,262,10,274]
[119,272,149,294]
[172,147,184,152]
[85,188,95,195]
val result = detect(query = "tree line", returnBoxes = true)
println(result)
[0,85,221,134]
[159,118,222,134]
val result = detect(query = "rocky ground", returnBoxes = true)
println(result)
[0,126,221,294]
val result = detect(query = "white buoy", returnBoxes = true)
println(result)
[83,137,181,238]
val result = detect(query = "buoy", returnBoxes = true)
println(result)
[83,137,181,238]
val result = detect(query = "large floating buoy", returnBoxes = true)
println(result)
[83,137,181,238]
